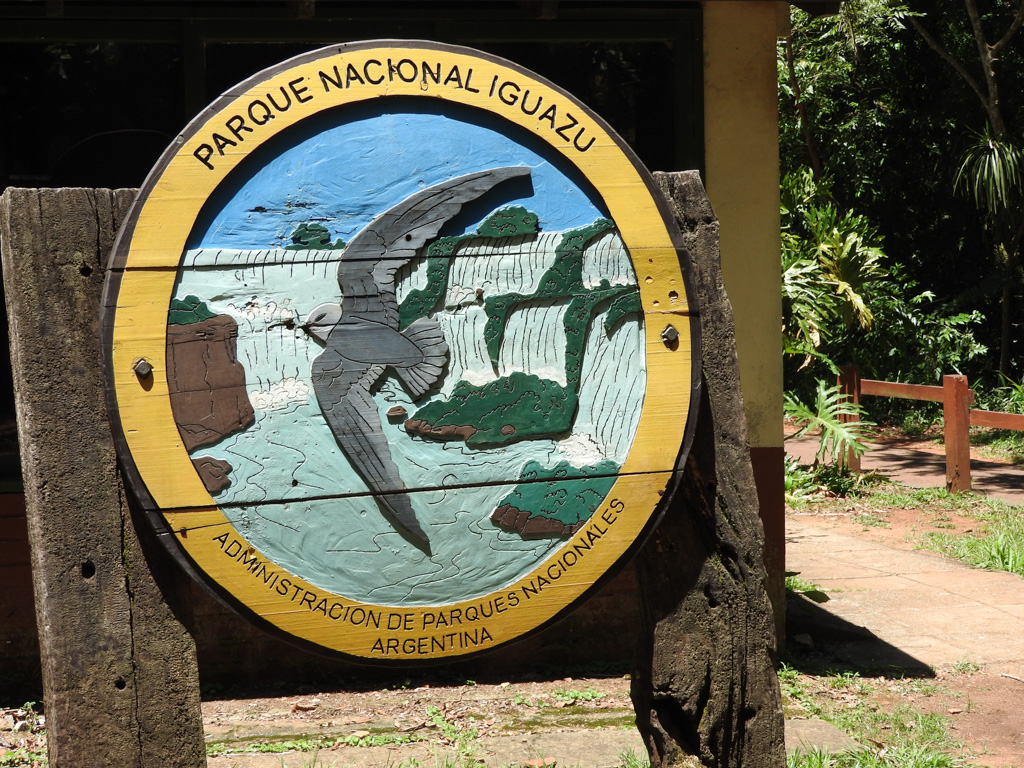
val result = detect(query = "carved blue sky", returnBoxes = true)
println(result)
[187,98,608,250]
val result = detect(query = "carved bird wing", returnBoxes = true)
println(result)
[338,166,532,327]
[311,346,431,552]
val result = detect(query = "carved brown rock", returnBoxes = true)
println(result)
[191,456,234,495]
[490,503,584,537]
[166,316,255,452]
[404,417,477,441]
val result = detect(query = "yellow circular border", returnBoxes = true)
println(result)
[108,42,693,661]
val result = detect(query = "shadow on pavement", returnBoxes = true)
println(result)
[785,591,934,677]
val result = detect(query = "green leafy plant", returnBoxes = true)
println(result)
[785,379,874,468]
[552,688,607,703]
[785,574,822,593]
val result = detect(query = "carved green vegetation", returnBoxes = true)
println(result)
[497,459,619,527]
[412,371,571,447]
[168,294,217,325]
[285,222,346,250]
[398,206,539,330]
[407,217,640,448]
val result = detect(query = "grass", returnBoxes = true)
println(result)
[207,731,430,757]
[0,747,47,767]
[786,574,822,593]
[782,666,968,768]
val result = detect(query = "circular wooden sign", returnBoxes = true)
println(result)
[103,41,697,662]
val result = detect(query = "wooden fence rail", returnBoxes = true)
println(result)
[837,365,1024,493]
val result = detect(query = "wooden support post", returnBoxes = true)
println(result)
[0,189,205,768]
[837,366,862,472]
[943,374,971,493]
[631,172,784,767]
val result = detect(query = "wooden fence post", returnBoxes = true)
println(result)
[837,366,862,473]
[943,374,971,493]
[0,188,205,768]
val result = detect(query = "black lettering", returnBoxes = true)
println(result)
[386,638,399,654]
[464,68,480,93]
[312,598,329,615]
[421,61,441,86]
[346,63,365,87]
[466,606,479,621]
[212,132,237,156]
[224,539,242,558]
[538,104,557,127]
[388,613,403,630]
[247,99,274,126]
[586,530,602,545]
[277,577,291,596]
[364,59,385,85]
[536,574,551,590]
[225,115,252,143]
[547,563,562,580]
[481,627,493,643]
[610,498,625,514]
[520,90,542,116]
[372,638,385,653]
[328,602,344,620]
[289,584,303,602]
[403,638,416,654]
[319,66,344,92]
[194,144,215,170]
[573,539,592,556]
[562,550,578,568]
[391,58,417,83]
[213,532,229,547]
[573,127,595,152]
[266,87,292,112]
[432,635,445,653]
[556,112,580,142]
[351,607,366,625]
[288,77,313,103]
[238,549,258,568]
[498,81,520,106]
[488,74,498,98]
[366,609,381,629]
[423,612,436,630]
[443,65,464,89]
[507,590,520,607]
[522,581,539,599]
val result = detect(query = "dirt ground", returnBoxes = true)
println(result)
[201,675,640,767]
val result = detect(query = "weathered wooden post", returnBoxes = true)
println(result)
[0,188,205,768]
[631,172,784,768]
[943,374,971,492]
[838,365,863,472]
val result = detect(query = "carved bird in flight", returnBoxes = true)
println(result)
[303,166,532,554]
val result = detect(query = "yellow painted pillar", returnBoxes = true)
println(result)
[702,0,786,638]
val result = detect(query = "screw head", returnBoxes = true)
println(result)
[133,359,154,378]
[661,324,679,344]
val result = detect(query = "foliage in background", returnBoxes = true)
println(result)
[781,169,986,401]
[780,0,1024,385]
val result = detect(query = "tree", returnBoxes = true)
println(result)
[908,0,1024,373]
